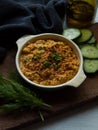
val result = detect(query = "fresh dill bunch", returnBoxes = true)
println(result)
[0,73,51,114]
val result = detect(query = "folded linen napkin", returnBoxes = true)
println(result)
[0,0,67,63]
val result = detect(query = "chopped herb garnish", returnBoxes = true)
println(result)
[38,46,44,50]
[53,62,57,68]
[43,61,50,67]
[32,55,38,60]
[50,53,62,63]
[39,51,43,58]
[23,57,31,62]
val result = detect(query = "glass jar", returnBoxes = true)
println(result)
[66,0,97,28]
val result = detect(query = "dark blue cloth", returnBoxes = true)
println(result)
[0,0,67,62]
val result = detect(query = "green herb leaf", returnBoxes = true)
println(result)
[53,62,58,68]
[50,53,62,63]
[38,46,44,50]
[43,61,50,67]
[23,57,31,62]
[0,72,51,115]
[32,55,38,60]
[0,103,22,113]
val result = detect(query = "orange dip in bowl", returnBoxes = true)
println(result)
[19,39,80,86]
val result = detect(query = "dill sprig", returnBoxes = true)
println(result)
[0,73,51,115]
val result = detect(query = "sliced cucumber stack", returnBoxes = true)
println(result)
[78,30,98,73]
[62,28,98,73]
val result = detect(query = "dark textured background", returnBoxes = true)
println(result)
[0,0,67,63]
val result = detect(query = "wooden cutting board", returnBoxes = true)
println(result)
[0,23,98,130]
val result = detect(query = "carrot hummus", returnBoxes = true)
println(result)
[19,39,80,86]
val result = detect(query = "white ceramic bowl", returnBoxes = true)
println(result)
[16,33,86,89]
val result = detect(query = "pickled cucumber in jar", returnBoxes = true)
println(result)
[66,0,96,28]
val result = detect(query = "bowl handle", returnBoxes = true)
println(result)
[67,70,86,88]
[16,35,35,49]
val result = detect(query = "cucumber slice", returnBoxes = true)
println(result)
[76,29,93,43]
[84,59,98,73]
[96,43,98,49]
[62,28,81,40]
[87,36,97,44]
[81,45,98,58]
